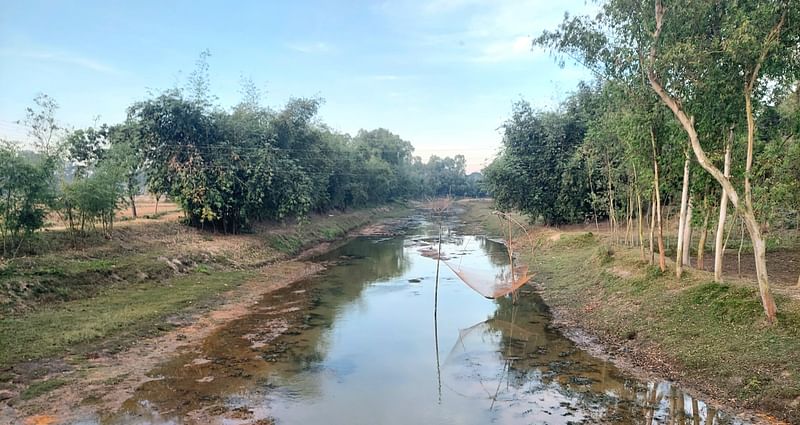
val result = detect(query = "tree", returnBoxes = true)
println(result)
[484,98,593,224]
[107,122,143,218]
[18,93,64,156]
[0,143,55,255]
[65,126,107,179]
[536,0,800,322]
[644,0,798,322]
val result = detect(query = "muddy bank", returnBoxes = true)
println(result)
[0,207,415,425]
[2,261,323,424]
[538,295,784,425]
[36,213,757,424]
[460,200,799,424]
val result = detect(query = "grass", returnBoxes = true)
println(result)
[462,199,800,422]
[0,252,174,313]
[0,203,409,370]
[265,204,409,254]
[19,378,67,400]
[0,271,252,366]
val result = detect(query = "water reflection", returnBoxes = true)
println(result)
[87,226,750,425]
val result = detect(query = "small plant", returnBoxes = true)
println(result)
[20,378,67,400]
[595,244,614,264]
[645,265,664,279]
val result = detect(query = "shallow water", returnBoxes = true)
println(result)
[80,219,752,425]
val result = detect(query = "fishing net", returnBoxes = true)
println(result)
[443,260,530,299]
[444,319,535,367]
[440,318,540,410]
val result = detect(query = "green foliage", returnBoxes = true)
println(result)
[0,143,56,255]
[57,163,125,236]
[4,58,478,244]
[484,92,595,224]
[128,87,474,232]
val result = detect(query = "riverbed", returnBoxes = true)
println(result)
[75,214,749,425]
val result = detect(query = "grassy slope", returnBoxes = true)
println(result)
[463,200,800,422]
[0,204,408,370]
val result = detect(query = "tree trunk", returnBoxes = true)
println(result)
[648,0,778,322]
[665,206,672,252]
[738,219,745,278]
[637,187,645,260]
[649,193,656,265]
[714,135,732,282]
[697,201,710,271]
[130,195,138,218]
[625,188,633,246]
[650,126,666,272]
[682,198,693,268]
[676,156,690,279]
[605,151,616,244]
[155,194,161,215]
[589,175,600,232]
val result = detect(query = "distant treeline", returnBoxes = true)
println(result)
[0,55,485,253]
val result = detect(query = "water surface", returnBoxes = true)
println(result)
[89,219,751,425]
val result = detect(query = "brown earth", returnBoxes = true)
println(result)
[0,204,413,425]
[2,261,322,425]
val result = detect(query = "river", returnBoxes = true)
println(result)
[77,213,750,425]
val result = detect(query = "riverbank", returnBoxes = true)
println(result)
[0,204,409,420]
[462,200,800,424]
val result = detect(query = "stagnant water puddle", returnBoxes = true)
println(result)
[76,218,753,425]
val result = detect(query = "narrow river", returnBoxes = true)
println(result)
[83,214,751,425]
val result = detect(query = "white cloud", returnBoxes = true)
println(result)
[473,35,541,63]
[377,0,596,64]
[285,41,335,54]
[0,48,118,74]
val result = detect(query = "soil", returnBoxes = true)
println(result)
[0,210,416,425]
[461,201,798,425]
[537,287,789,425]
[0,260,324,424]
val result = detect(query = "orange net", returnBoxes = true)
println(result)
[443,260,530,299]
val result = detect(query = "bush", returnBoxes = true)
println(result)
[57,165,124,237]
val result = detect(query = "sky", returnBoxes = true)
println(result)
[0,0,595,172]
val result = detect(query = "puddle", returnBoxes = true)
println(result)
[75,218,754,425]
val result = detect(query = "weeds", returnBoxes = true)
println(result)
[20,378,67,400]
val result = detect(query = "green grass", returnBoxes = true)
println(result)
[0,203,409,370]
[0,253,174,313]
[462,200,800,422]
[20,378,67,400]
[265,204,409,255]
[0,271,251,367]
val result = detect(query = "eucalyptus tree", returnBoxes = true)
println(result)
[537,0,800,322]
[645,0,799,322]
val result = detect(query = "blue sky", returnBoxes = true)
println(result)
[0,0,594,171]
